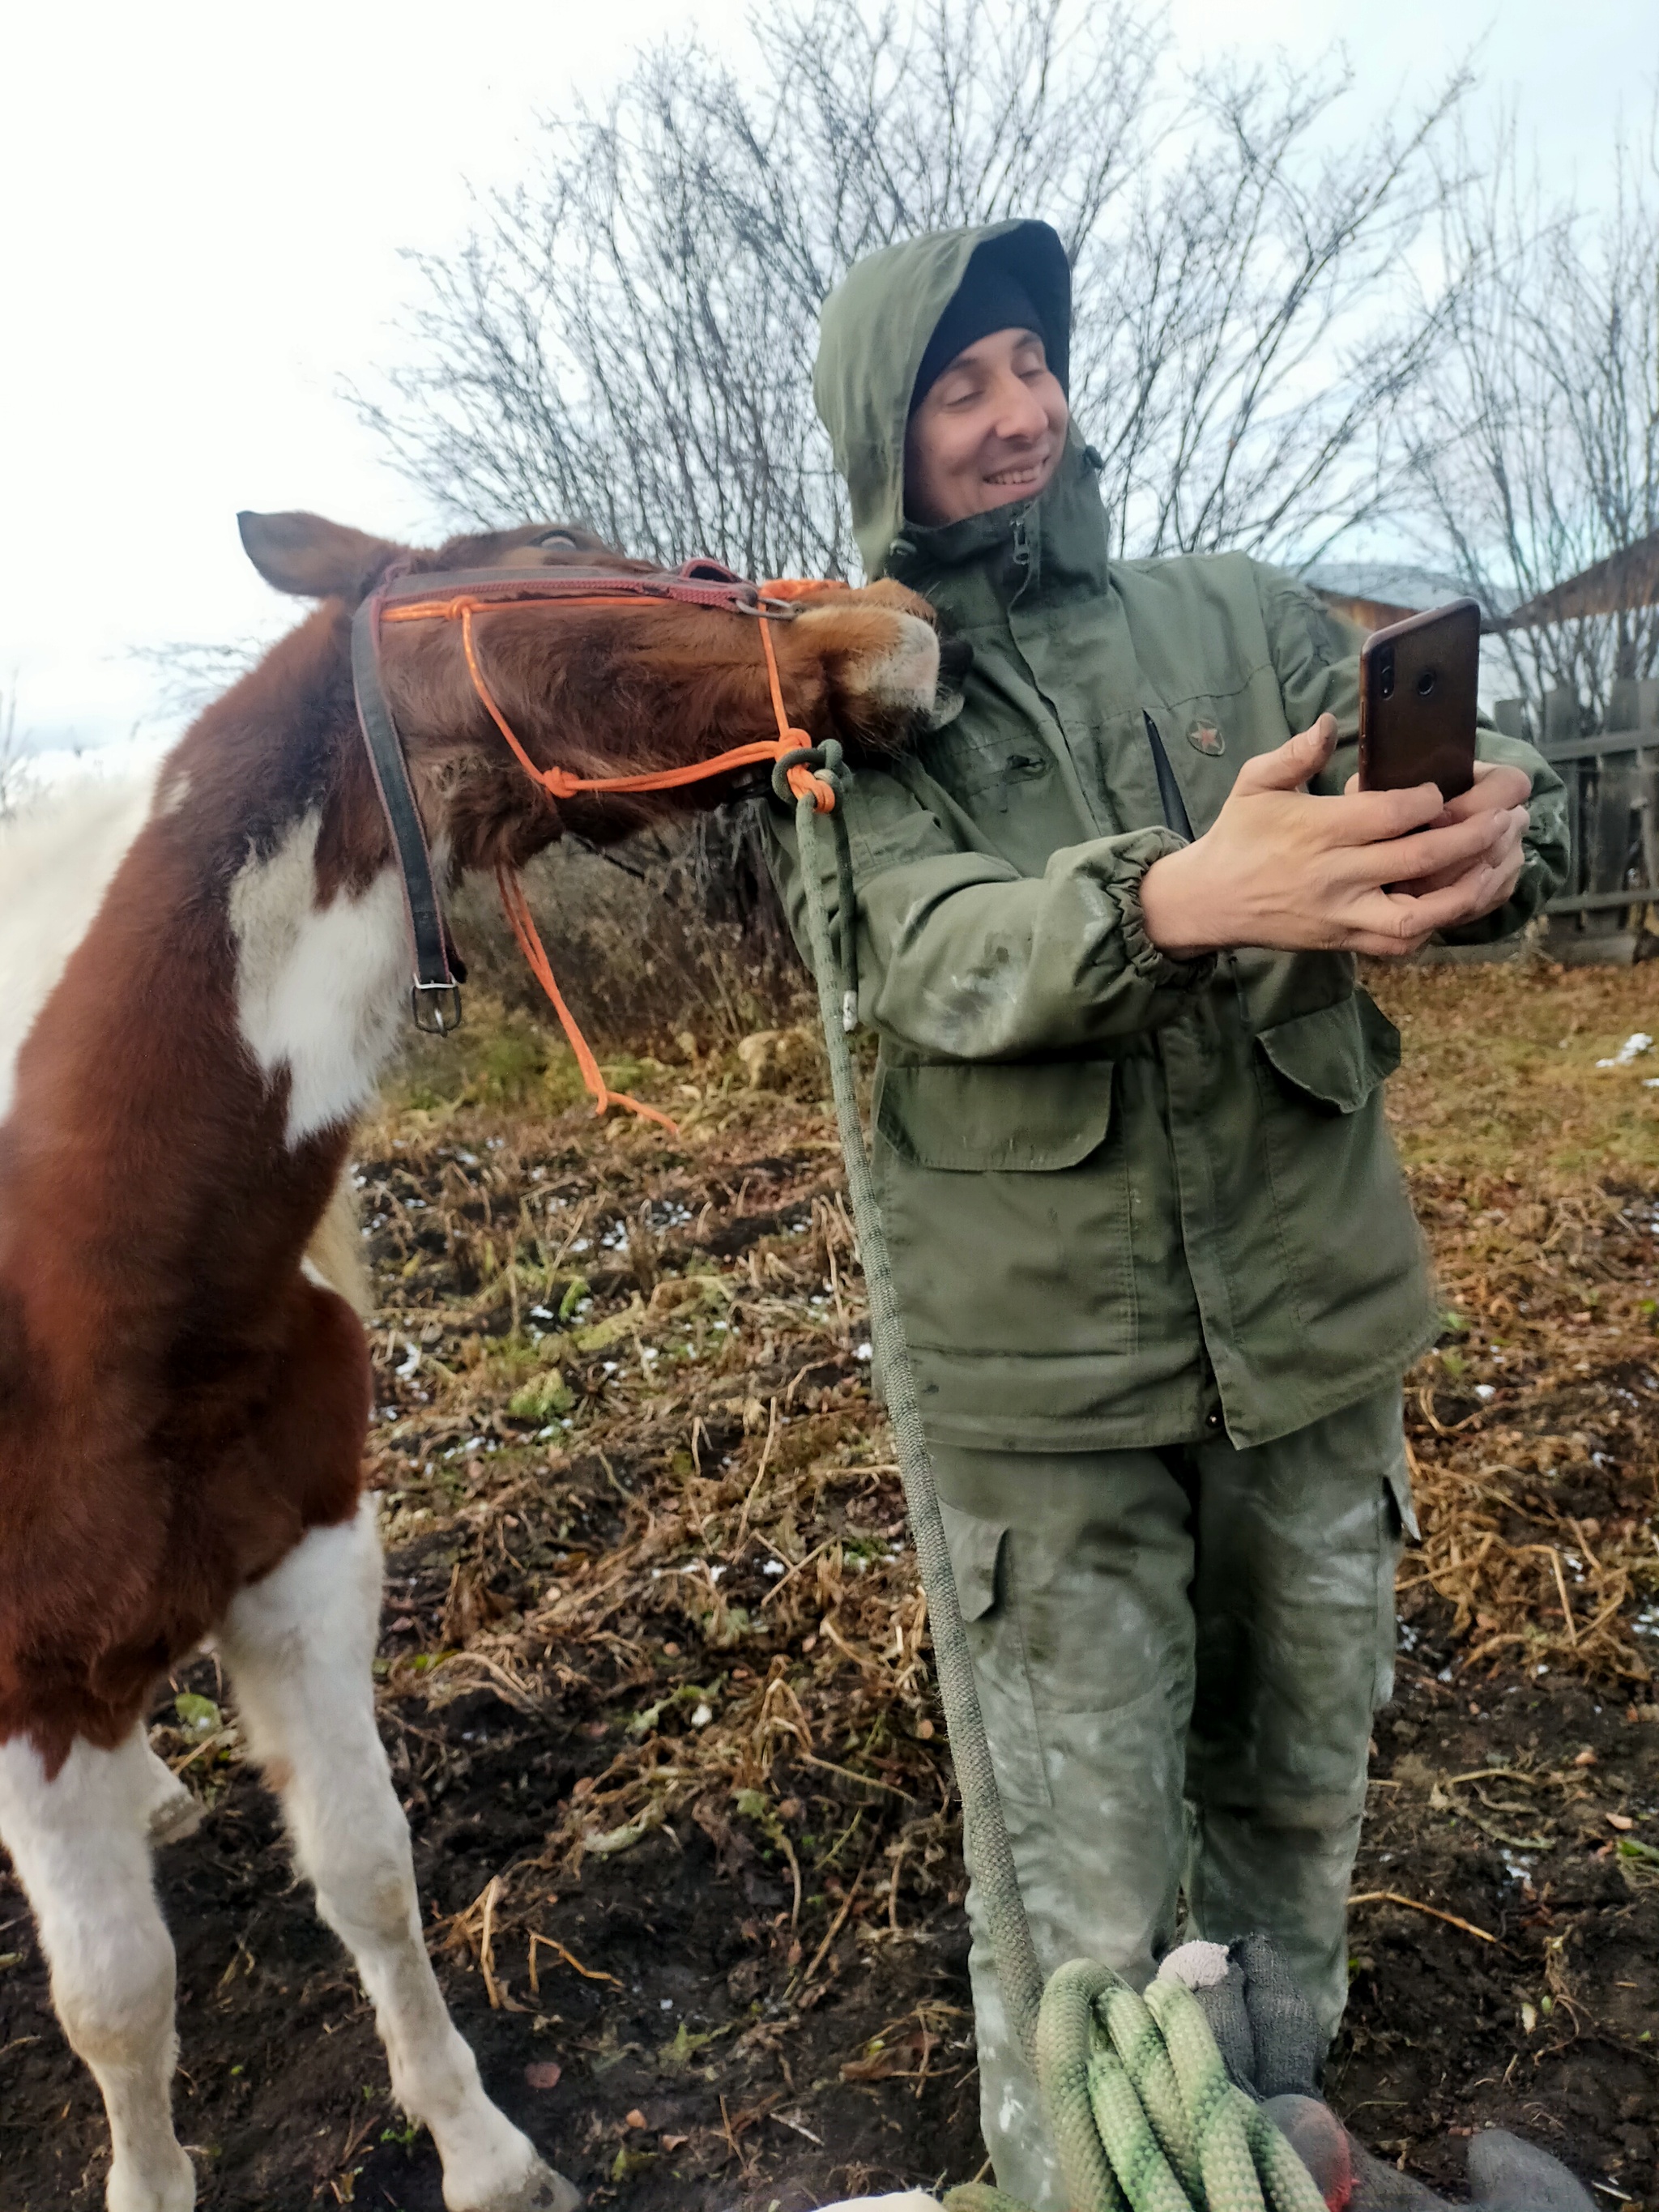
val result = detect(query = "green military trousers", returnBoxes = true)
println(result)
[933,1382,1414,2210]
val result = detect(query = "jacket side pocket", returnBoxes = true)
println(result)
[939,1499,1051,1807]
[1253,989,1400,1116]
[876,1059,1114,1171]
[1375,1451,1418,1712]
[1248,990,1422,1331]
[872,1058,1136,1357]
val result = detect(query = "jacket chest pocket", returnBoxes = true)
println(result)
[1148,690,1258,837]
[919,725,1053,813]
[1253,989,1400,1114]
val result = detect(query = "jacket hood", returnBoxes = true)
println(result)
[814,219,1072,580]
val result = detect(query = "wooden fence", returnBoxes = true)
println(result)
[1492,676,1659,961]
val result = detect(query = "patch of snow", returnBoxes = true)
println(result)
[1596,1032,1653,1068]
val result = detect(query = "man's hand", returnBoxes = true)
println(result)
[1140,715,1531,961]
[1348,757,1532,895]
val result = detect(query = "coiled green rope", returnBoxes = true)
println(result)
[783,759,1327,2212]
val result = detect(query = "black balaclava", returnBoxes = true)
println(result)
[908,241,1056,416]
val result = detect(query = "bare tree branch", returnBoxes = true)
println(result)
[353,0,1465,576]
[1405,100,1659,731]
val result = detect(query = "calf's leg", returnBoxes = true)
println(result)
[0,1728,196,2212]
[217,1498,578,2212]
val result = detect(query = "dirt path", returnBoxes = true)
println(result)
[2,961,1656,2209]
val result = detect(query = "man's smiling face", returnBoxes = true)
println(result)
[904,326,1069,527]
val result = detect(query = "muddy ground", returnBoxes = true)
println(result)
[2,957,1657,2211]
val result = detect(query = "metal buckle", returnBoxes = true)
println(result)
[721,764,777,800]
[412,982,464,1035]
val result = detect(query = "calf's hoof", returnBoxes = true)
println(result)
[107,2142,196,2212]
[829,2195,945,2210]
[146,1784,203,1848]
[445,2154,580,2212]
[492,2169,579,2212]
[139,1742,203,1848]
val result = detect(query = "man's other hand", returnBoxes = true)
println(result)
[1140,716,1531,960]
[1346,757,1532,897]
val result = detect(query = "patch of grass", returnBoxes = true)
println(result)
[1371,957,1659,1182]
[381,994,598,1116]
[508,1367,573,1421]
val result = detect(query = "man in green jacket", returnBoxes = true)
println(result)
[763,219,1567,2205]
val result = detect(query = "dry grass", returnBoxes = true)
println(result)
[1370,957,1659,1693]
[342,953,1659,1995]
[354,1031,949,2001]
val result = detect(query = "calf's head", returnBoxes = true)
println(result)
[238,510,944,873]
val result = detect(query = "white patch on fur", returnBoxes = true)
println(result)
[817,2197,943,2210]
[0,1728,196,2210]
[0,762,164,1127]
[219,1501,574,2211]
[839,610,940,710]
[228,812,412,1148]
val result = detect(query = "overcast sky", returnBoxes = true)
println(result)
[2,0,1653,762]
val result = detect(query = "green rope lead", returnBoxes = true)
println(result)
[788,758,1046,2068]
[787,771,1327,2212]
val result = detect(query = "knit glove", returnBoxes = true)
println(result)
[1155,1932,1323,2099]
[1156,1936,1594,2212]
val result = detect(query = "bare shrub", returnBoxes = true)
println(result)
[0,679,32,820]
[127,638,268,722]
[441,813,809,1053]
[1406,109,1659,731]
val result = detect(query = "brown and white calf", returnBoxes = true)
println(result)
[0,513,940,2212]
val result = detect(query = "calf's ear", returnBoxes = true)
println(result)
[237,510,403,602]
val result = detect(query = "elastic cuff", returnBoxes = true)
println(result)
[1107,826,1218,990]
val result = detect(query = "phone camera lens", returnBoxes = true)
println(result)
[1417,668,1436,697]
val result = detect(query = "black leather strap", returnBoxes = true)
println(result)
[373,563,764,614]
[352,595,463,1034]
[351,554,790,1038]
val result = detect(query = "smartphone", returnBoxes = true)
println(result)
[1358,599,1481,801]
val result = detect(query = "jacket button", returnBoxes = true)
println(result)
[1204,1409,1222,1430]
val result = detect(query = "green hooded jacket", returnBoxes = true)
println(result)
[763,219,1569,1452]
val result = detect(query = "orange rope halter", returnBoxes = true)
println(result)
[378,584,838,1131]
